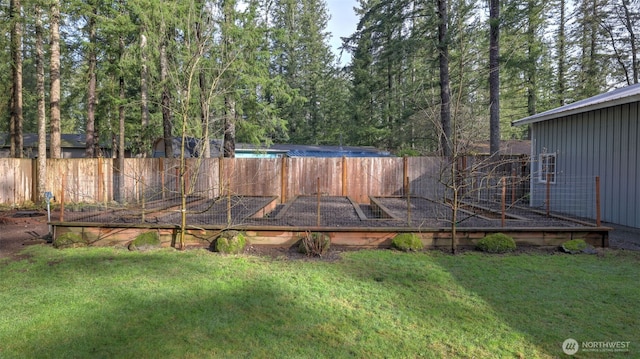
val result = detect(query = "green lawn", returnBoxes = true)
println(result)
[0,246,638,358]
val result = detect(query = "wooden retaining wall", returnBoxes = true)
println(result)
[52,223,609,249]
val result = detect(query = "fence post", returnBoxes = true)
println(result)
[281,156,287,203]
[219,156,224,199]
[403,156,409,196]
[227,183,231,226]
[60,173,66,222]
[31,159,38,203]
[342,156,347,197]
[511,168,516,205]
[546,173,551,217]
[501,176,506,227]
[159,157,165,200]
[406,177,411,226]
[317,177,321,226]
[595,176,601,226]
[97,157,103,203]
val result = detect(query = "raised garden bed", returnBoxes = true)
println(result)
[51,195,610,249]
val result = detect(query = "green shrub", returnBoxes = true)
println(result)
[476,233,516,253]
[128,231,162,251]
[392,233,423,252]
[214,231,247,254]
[396,148,421,157]
[53,232,88,249]
[298,232,330,257]
[561,239,593,254]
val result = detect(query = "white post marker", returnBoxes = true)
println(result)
[44,191,54,235]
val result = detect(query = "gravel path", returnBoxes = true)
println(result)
[606,223,640,250]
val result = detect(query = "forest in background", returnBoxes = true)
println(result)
[1,0,639,159]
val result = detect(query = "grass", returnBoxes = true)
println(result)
[0,246,638,358]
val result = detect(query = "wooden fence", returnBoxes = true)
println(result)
[0,156,527,206]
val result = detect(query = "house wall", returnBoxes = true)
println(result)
[530,101,640,228]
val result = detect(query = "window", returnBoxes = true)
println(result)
[539,153,556,183]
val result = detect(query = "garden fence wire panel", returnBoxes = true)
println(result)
[56,157,453,228]
[5,156,614,228]
[529,175,602,223]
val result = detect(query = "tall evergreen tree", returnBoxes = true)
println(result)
[269,0,342,145]
[35,2,46,199]
[489,0,500,154]
[557,0,567,106]
[50,0,61,158]
[85,0,98,157]
[572,0,608,98]
[10,0,23,158]
[221,0,238,157]
[437,0,451,157]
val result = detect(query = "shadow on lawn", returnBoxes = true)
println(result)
[427,251,639,358]
[4,249,359,358]
[5,247,638,358]
[333,250,638,358]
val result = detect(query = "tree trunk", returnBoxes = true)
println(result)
[196,15,210,158]
[222,0,236,158]
[489,0,500,155]
[622,0,638,84]
[140,31,150,155]
[86,9,97,158]
[119,35,126,168]
[223,96,236,157]
[557,0,566,106]
[50,0,62,159]
[526,0,537,117]
[160,28,173,158]
[437,0,451,157]
[36,4,46,200]
[10,0,23,158]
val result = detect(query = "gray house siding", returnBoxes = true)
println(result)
[530,101,640,228]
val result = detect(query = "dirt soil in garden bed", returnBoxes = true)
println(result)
[55,195,610,229]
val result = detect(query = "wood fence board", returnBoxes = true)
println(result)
[0,156,525,207]
[0,159,31,205]
[407,157,445,199]
[345,157,405,203]
[287,158,343,198]
[223,158,281,197]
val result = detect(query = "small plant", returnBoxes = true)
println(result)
[298,232,330,257]
[476,233,516,253]
[53,232,88,249]
[396,148,421,157]
[214,231,247,254]
[128,231,162,251]
[391,233,423,252]
[561,239,596,254]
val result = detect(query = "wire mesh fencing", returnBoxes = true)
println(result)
[43,156,601,229]
[527,175,602,224]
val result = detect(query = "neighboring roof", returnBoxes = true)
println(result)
[268,144,393,157]
[153,138,394,158]
[0,133,87,149]
[512,83,640,126]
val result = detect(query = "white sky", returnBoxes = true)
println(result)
[325,0,358,65]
